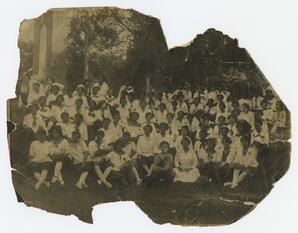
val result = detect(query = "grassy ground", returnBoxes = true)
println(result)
[12,166,267,225]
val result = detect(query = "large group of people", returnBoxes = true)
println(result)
[19,76,288,191]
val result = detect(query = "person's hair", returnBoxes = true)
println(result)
[181,137,191,145]
[111,109,120,118]
[74,113,83,120]
[60,111,69,118]
[143,124,153,132]
[56,94,64,101]
[36,128,46,137]
[129,111,139,119]
[159,122,169,130]
[145,111,154,118]
[123,131,131,137]
[96,129,105,137]
[159,141,170,148]
[72,130,81,139]
[52,126,63,137]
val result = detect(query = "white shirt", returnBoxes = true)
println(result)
[137,135,157,157]
[29,140,51,163]
[23,113,47,133]
[68,140,89,164]
[49,139,69,155]
[106,151,130,170]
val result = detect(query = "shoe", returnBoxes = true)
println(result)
[97,180,102,186]
[59,180,65,187]
[76,183,83,190]
[51,176,58,183]
[83,183,88,189]
[34,182,41,190]
[105,182,112,189]
[136,179,142,186]
[45,182,50,188]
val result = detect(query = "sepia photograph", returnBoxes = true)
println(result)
[2,1,297,232]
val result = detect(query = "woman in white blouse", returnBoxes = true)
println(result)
[173,138,200,183]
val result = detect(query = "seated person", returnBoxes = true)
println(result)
[136,124,158,177]
[155,103,168,124]
[156,123,175,154]
[104,110,124,143]
[121,132,137,159]
[56,112,75,139]
[142,112,158,136]
[271,100,287,137]
[196,138,222,184]
[88,130,112,188]
[38,95,55,131]
[49,126,70,186]
[28,129,52,190]
[104,139,142,187]
[68,130,92,190]
[23,103,47,134]
[51,95,68,123]
[224,136,259,189]
[144,141,174,186]
[173,138,200,183]
[125,112,143,142]
[73,113,88,143]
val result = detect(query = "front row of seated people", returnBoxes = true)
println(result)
[29,122,258,190]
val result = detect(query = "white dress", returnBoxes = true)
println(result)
[173,149,200,183]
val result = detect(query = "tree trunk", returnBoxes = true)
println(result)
[83,31,89,80]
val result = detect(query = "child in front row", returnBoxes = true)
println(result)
[144,141,174,186]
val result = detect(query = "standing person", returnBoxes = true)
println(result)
[49,126,70,186]
[28,129,52,190]
[88,130,112,188]
[68,131,92,190]
[145,141,174,186]
[136,124,157,177]
[225,136,258,189]
[173,138,200,183]
[27,80,44,105]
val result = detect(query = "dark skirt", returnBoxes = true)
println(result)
[28,161,52,173]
